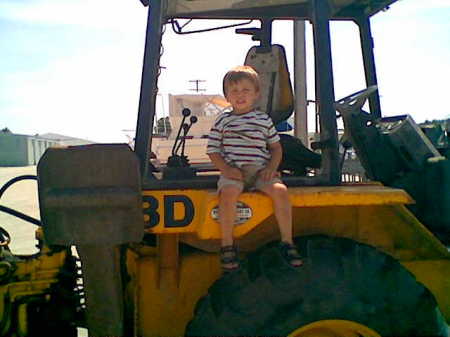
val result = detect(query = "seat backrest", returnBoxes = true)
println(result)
[244,44,294,125]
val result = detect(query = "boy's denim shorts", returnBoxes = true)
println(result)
[217,165,282,193]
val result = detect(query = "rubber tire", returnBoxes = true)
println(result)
[186,235,447,337]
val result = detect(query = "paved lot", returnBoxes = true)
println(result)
[0,166,40,254]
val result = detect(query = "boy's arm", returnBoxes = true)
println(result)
[259,141,283,181]
[208,153,243,181]
[267,141,283,170]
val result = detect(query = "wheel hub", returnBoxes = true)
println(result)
[287,320,381,337]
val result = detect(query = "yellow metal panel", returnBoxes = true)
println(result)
[17,304,28,337]
[197,191,274,239]
[142,189,208,233]
[127,249,221,337]
[403,260,450,322]
[0,288,10,336]
[0,249,67,336]
[143,185,413,239]
[289,185,414,207]
[15,249,67,277]
[140,184,450,327]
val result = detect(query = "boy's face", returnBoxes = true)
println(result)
[225,78,259,115]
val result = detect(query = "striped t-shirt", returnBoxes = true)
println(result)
[206,110,280,168]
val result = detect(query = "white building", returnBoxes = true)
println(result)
[152,94,228,164]
[0,131,94,167]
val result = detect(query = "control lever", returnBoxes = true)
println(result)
[175,116,198,156]
[166,109,198,170]
[171,108,191,156]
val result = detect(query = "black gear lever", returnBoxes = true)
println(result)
[171,108,191,156]
[175,116,198,156]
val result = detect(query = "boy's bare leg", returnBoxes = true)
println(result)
[259,182,293,243]
[219,185,242,246]
[260,182,302,267]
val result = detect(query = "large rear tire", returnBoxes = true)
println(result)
[186,235,447,337]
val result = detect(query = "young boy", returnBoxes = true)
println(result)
[207,65,303,272]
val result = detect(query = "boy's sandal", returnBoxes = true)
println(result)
[220,245,240,272]
[279,242,303,268]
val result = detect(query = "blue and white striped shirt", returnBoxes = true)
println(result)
[206,110,280,168]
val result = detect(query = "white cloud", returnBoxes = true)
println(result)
[1,0,150,142]
[0,0,146,31]
[396,0,450,10]
[2,0,449,144]
[3,44,144,142]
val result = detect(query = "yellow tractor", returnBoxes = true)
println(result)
[0,1,449,336]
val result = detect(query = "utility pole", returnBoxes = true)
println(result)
[294,20,308,146]
[189,79,206,92]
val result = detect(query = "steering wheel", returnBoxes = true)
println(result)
[0,227,11,247]
[335,85,378,115]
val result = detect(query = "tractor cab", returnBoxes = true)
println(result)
[134,0,388,189]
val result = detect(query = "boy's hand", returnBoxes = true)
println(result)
[261,141,282,181]
[208,153,242,181]
[259,166,280,181]
[223,166,243,181]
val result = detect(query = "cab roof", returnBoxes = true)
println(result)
[166,0,399,20]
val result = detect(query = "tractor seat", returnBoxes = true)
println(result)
[244,44,294,126]
[245,44,320,175]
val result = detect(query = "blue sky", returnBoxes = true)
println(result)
[1,0,449,143]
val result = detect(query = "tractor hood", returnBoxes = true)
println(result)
[166,0,398,19]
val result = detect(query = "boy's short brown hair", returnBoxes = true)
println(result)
[222,65,260,96]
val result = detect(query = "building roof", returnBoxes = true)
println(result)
[37,133,95,145]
